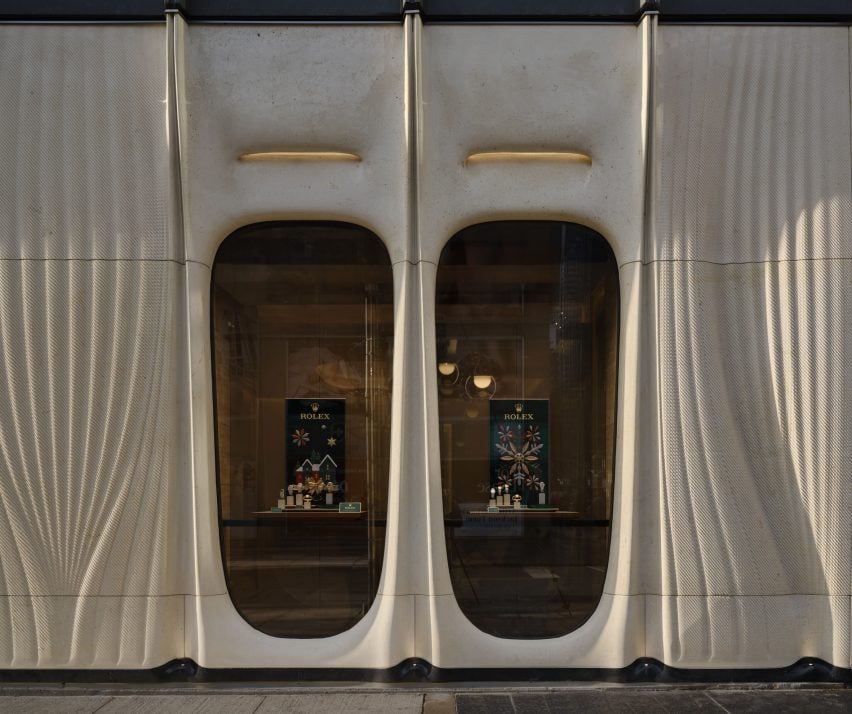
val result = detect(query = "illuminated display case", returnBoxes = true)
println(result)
[436,221,619,638]
[212,222,393,638]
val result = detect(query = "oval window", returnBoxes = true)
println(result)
[212,222,393,638]
[436,221,619,639]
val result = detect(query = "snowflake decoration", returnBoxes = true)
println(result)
[525,472,544,492]
[497,424,516,446]
[524,425,541,446]
[291,428,310,446]
[498,439,542,482]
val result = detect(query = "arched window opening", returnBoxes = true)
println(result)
[212,222,393,638]
[436,221,619,639]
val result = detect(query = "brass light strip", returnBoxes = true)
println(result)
[238,151,362,163]
[465,151,592,165]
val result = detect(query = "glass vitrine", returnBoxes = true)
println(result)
[212,222,393,638]
[436,221,619,638]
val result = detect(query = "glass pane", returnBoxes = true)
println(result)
[212,222,393,638]
[436,221,619,639]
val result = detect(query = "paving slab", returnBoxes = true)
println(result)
[456,689,852,714]
[256,692,424,713]
[423,693,457,714]
[456,693,515,714]
[97,694,264,713]
[0,696,113,713]
[598,689,724,713]
[708,689,852,713]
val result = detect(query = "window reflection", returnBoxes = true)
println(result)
[436,221,619,639]
[212,222,393,638]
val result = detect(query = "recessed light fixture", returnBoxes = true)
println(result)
[238,151,362,162]
[464,150,592,165]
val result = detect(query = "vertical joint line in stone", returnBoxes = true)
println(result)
[166,11,202,620]
[848,26,852,215]
[640,13,664,646]
[166,12,187,262]
[405,11,423,264]
[641,11,658,266]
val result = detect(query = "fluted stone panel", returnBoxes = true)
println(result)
[0,261,183,599]
[652,260,851,598]
[646,24,852,668]
[0,24,184,668]
[654,26,851,263]
[641,264,852,666]
[645,595,850,668]
[0,25,171,261]
[0,595,184,668]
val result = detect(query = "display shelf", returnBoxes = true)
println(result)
[253,509,366,515]
[466,509,579,517]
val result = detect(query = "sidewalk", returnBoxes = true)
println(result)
[0,685,849,713]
